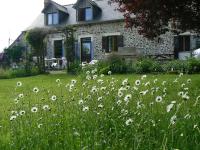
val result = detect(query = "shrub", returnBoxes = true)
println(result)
[135,59,154,74]
[68,60,82,75]
[187,58,200,74]
[162,60,189,73]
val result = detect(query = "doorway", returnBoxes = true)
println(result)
[81,37,92,62]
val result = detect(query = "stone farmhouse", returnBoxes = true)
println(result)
[12,0,200,65]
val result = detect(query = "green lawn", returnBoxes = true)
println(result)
[0,73,200,149]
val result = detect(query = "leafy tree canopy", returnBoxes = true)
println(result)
[109,0,200,39]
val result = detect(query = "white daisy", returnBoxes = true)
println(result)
[97,79,104,84]
[98,104,103,108]
[179,73,183,77]
[124,94,132,103]
[166,104,174,112]
[108,71,112,75]
[56,79,60,83]
[118,91,123,97]
[182,94,190,100]
[16,81,22,87]
[162,81,167,86]
[170,115,177,125]
[122,79,128,86]
[141,75,147,80]
[86,71,90,75]
[37,123,43,128]
[33,87,39,93]
[100,74,104,78]
[153,79,158,83]
[18,93,24,98]
[31,107,38,113]
[187,79,191,83]
[42,105,50,111]
[125,118,133,126]
[97,97,103,101]
[71,79,77,84]
[135,80,141,86]
[78,99,84,105]
[51,95,57,101]
[100,87,106,91]
[155,96,163,102]
[19,110,26,116]
[10,115,17,121]
[86,75,91,80]
[83,106,89,112]
[145,81,150,86]
[93,75,98,80]
[116,100,122,105]
[14,98,19,104]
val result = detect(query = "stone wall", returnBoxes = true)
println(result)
[74,21,174,60]
[45,21,174,60]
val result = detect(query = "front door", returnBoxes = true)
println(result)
[81,37,92,62]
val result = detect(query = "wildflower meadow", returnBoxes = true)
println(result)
[0,72,200,149]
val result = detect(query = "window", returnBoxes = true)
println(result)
[54,40,63,58]
[47,13,58,25]
[85,8,92,21]
[78,7,93,21]
[102,35,123,53]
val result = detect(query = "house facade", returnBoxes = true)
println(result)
[14,0,200,62]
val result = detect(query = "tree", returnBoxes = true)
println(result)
[4,45,24,63]
[62,26,76,71]
[109,0,200,39]
[25,28,50,73]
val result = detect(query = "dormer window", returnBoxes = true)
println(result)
[78,7,93,21]
[85,7,92,21]
[47,12,58,25]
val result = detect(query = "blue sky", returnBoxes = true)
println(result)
[0,0,76,52]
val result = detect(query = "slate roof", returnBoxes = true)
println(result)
[26,0,124,30]
[42,0,68,14]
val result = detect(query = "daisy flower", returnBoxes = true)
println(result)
[135,80,141,86]
[166,104,174,112]
[19,110,26,116]
[51,95,57,101]
[155,96,163,102]
[56,79,60,83]
[118,91,123,97]
[18,93,24,98]
[31,107,38,113]
[97,97,103,101]
[141,75,147,80]
[37,124,43,128]
[78,99,84,105]
[16,81,22,87]
[83,106,89,112]
[108,71,112,75]
[100,74,104,78]
[33,87,39,93]
[125,118,133,126]
[71,79,77,84]
[43,105,50,111]
[98,104,103,108]
[170,115,177,125]
[10,115,17,121]
[187,79,191,83]
[124,94,132,103]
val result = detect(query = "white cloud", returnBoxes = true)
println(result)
[0,0,76,52]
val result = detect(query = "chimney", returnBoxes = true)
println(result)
[44,0,50,7]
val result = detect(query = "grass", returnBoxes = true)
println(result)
[0,73,200,149]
